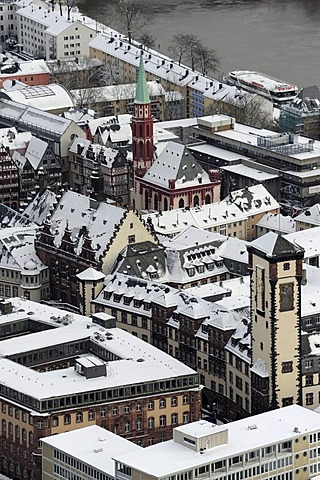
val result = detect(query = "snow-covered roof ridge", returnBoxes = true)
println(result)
[45,190,126,261]
[143,141,211,189]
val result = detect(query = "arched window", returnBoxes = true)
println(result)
[193,195,199,207]
[139,140,144,160]
[144,190,149,210]
[29,432,34,445]
[64,414,71,425]
[147,140,152,160]
[164,197,168,211]
[8,422,13,436]
[159,415,166,427]
[139,124,143,137]
[146,125,150,137]
[178,198,184,209]
[1,419,6,435]
[205,193,211,204]
[15,426,20,441]
[148,417,154,428]
[22,429,27,442]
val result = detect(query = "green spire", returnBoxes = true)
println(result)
[135,55,150,104]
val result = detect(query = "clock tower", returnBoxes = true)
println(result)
[131,55,154,178]
[247,232,304,414]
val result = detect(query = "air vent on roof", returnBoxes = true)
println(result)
[247,424,257,430]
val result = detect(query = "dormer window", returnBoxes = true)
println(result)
[123,296,132,306]
[113,294,122,303]
[133,299,142,308]
[186,267,195,277]
[143,302,151,311]
[207,263,214,271]
[196,265,205,274]
[103,291,112,300]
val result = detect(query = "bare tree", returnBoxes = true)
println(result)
[136,30,156,50]
[168,34,220,73]
[71,87,100,110]
[168,34,191,66]
[195,44,221,76]
[111,0,154,44]
[206,95,274,130]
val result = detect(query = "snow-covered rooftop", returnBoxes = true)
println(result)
[143,142,211,190]
[114,405,320,477]
[256,213,295,234]
[224,184,279,216]
[42,425,142,477]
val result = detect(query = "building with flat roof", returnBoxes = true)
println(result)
[0,298,200,480]
[42,405,320,480]
[113,405,320,480]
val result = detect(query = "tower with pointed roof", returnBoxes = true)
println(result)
[247,232,304,415]
[131,55,154,177]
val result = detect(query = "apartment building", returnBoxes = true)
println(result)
[68,138,129,203]
[113,406,320,480]
[35,190,157,308]
[42,405,320,480]
[0,298,201,480]
[0,227,49,302]
[88,33,262,120]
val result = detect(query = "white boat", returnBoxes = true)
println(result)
[224,70,298,105]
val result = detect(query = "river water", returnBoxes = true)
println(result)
[78,0,320,88]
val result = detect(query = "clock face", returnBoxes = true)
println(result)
[280,283,294,312]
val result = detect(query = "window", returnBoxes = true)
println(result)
[283,262,290,271]
[305,359,313,369]
[128,235,135,244]
[148,400,154,410]
[282,361,293,373]
[305,375,313,386]
[64,414,71,425]
[183,395,189,405]
[51,416,59,427]
[159,399,166,409]
[76,412,83,423]
[306,393,314,405]
[148,417,154,428]
[171,413,178,425]
[124,405,130,414]
[171,397,177,407]
[88,410,95,420]
[100,408,106,417]
[136,403,142,412]
[124,421,130,432]
[112,407,118,416]
[136,419,142,430]
[159,415,166,427]
[183,412,189,423]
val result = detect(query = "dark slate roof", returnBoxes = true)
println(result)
[114,241,165,279]
[250,232,304,257]
[0,204,34,228]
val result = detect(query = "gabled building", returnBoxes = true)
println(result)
[0,298,200,479]
[295,204,320,231]
[0,226,49,302]
[113,227,249,288]
[68,138,129,203]
[133,141,220,212]
[35,190,157,308]
[223,184,280,241]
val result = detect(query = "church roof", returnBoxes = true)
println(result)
[135,56,150,105]
[249,231,304,258]
[143,141,211,190]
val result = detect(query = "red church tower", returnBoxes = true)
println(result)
[131,55,154,177]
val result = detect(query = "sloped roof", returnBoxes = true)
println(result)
[143,142,211,189]
[250,231,304,257]
[47,191,126,261]
[135,57,150,105]
[23,190,58,226]
[0,205,35,229]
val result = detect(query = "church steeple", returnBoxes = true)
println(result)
[131,55,154,178]
[135,55,150,105]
